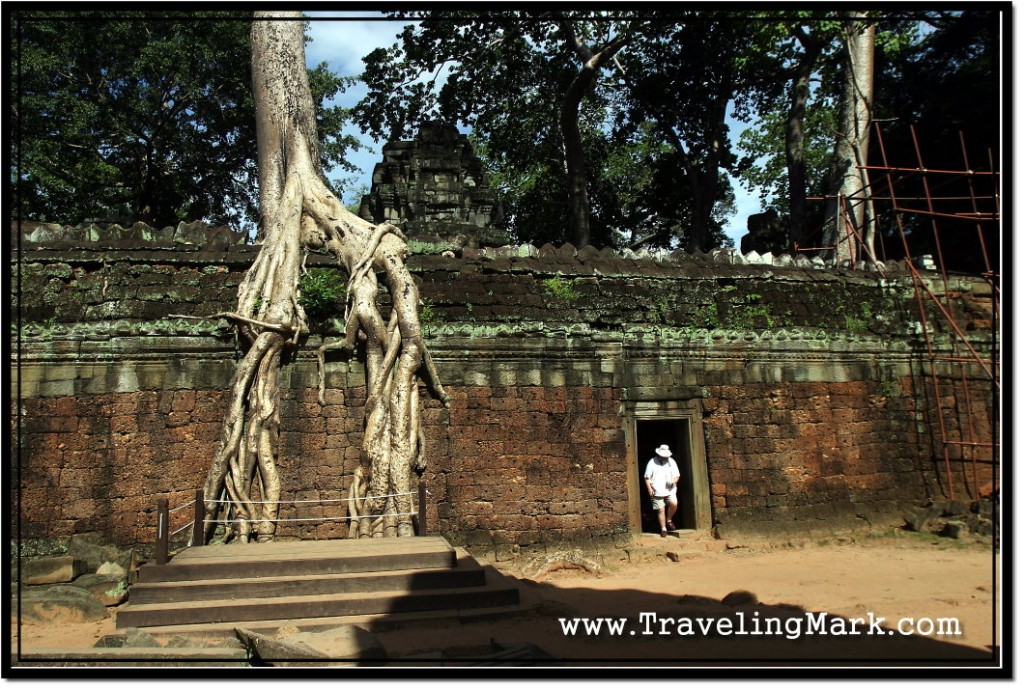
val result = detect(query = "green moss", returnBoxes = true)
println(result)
[693,304,720,329]
[877,378,900,398]
[407,239,452,255]
[730,293,775,329]
[842,301,874,333]
[420,298,439,325]
[542,276,582,301]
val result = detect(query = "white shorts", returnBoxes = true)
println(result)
[651,493,678,510]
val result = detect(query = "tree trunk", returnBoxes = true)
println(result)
[785,29,824,249]
[202,11,447,543]
[558,19,629,248]
[560,74,594,249]
[825,12,876,266]
[687,96,729,254]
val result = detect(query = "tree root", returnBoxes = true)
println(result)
[203,12,446,543]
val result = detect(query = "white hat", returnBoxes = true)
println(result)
[655,444,672,458]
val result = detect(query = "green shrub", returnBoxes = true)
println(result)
[298,268,348,322]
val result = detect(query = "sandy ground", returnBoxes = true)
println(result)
[10,533,1000,669]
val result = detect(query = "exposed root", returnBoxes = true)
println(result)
[203,12,446,543]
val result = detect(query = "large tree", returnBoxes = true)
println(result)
[199,11,447,542]
[12,11,358,230]
[355,11,633,248]
[731,12,876,260]
[823,11,877,265]
[356,11,740,251]
[614,14,753,252]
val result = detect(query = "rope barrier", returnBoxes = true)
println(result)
[170,521,194,537]
[203,512,416,525]
[168,500,196,513]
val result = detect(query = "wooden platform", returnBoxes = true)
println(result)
[117,537,520,630]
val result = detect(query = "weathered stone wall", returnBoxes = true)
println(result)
[12,223,998,557]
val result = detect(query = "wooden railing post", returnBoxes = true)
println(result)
[191,489,205,547]
[417,479,427,537]
[155,498,169,565]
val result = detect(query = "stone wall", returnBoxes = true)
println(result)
[12,223,998,558]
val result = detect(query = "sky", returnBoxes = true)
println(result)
[305,12,762,248]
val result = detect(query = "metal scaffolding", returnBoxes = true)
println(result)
[803,125,1000,501]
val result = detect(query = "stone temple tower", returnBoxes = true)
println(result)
[358,122,508,248]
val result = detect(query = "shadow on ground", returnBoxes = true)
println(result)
[377,567,999,668]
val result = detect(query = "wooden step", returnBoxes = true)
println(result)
[116,582,521,629]
[129,563,487,604]
[137,536,455,583]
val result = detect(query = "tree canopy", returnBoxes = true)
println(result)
[11,9,1002,266]
[354,9,1000,262]
[353,10,744,251]
[11,11,359,231]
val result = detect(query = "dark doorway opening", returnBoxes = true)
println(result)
[636,419,695,534]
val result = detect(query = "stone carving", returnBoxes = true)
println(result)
[358,121,508,248]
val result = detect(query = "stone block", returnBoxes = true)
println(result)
[70,573,129,606]
[942,520,966,539]
[22,556,88,585]
[96,560,128,578]
[94,627,161,648]
[18,584,110,623]
[66,541,121,572]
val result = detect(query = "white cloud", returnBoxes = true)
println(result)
[306,13,409,77]
[305,15,410,194]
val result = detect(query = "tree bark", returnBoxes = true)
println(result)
[203,11,447,543]
[558,19,629,248]
[559,76,593,249]
[785,27,824,249]
[825,12,876,266]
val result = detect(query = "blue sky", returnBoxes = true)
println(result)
[305,13,762,247]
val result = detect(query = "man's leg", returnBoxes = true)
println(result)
[665,497,679,531]
[655,498,667,536]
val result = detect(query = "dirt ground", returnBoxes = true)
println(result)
[10,533,1000,669]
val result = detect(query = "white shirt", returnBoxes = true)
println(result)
[644,457,680,497]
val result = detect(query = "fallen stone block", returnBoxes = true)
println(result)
[972,499,994,519]
[66,543,120,573]
[69,573,128,606]
[114,549,142,584]
[235,625,387,667]
[17,584,109,623]
[22,557,88,586]
[164,634,244,650]
[16,647,248,667]
[234,628,327,667]
[973,517,994,537]
[942,521,966,539]
[96,561,127,579]
[94,627,160,649]
[904,501,945,532]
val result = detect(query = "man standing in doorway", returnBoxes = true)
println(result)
[644,444,680,537]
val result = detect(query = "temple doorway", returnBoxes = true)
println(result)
[625,400,712,536]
